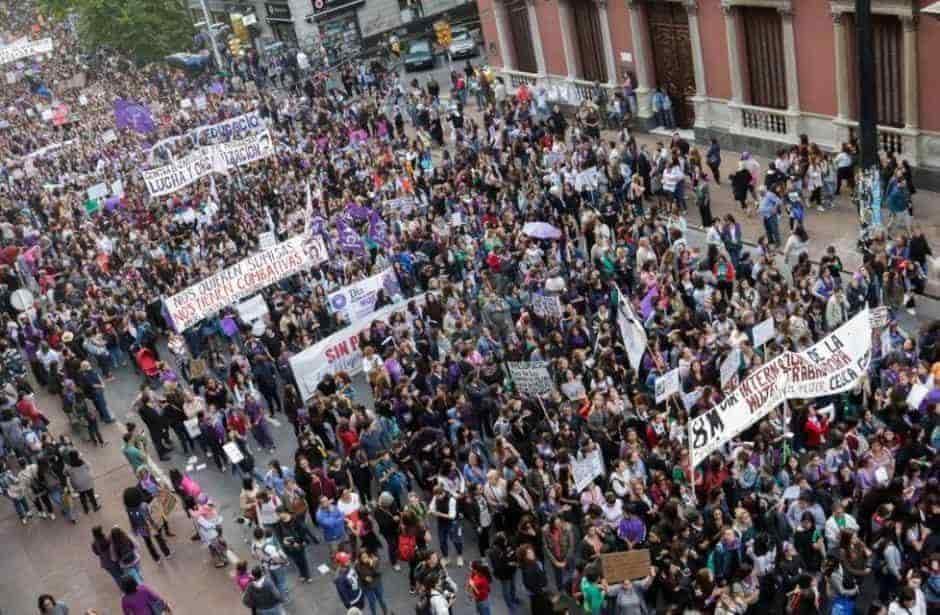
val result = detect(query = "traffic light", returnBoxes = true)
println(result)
[434,21,451,48]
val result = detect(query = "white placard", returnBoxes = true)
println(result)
[184,418,201,438]
[907,383,929,409]
[720,348,741,390]
[655,368,680,404]
[507,361,555,397]
[236,294,269,323]
[869,306,889,329]
[180,98,192,109]
[110,179,124,197]
[86,182,108,201]
[572,449,605,492]
[222,442,244,464]
[101,129,117,144]
[531,294,562,318]
[752,317,776,348]
[78,94,88,106]
[258,231,276,250]
[689,309,872,467]
[163,234,326,332]
[194,95,207,110]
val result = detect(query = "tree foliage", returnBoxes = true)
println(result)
[39,0,196,63]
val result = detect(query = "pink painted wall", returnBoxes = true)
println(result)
[918,16,940,132]
[535,0,567,76]
[792,0,837,116]
[477,0,504,68]
[698,0,731,100]
[607,1,634,83]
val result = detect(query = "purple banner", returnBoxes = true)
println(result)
[336,218,365,255]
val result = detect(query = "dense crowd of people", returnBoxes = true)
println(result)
[0,4,938,615]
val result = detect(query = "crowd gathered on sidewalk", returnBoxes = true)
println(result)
[0,3,938,615]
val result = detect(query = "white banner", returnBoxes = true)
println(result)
[689,309,872,467]
[142,132,274,197]
[572,449,605,492]
[0,38,53,65]
[141,147,214,197]
[327,269,400,322]
[290,294,430,400]
[195,110,264,144]
[615,286,647,372]
[507,361,555,396]
[164,235,326,332]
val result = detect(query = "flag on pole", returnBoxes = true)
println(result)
[209,174,219,203]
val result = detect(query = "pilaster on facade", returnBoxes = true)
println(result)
[524,0,547,76]
[595,0,619,85]
[626,0,654,119]
[492,0,514,70]
[556,0,580,79]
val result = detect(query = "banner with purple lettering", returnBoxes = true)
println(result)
[336,218,365,255]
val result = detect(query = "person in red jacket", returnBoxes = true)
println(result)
[803,405,830,450]
[466,560,492,615]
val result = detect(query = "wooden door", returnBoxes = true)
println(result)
[571,0,607,83]
[506,0,537,74]
[646,2,695,128]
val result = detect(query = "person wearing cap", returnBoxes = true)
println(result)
[334,551,365,610]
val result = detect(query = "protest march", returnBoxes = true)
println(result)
[0,2,937,615]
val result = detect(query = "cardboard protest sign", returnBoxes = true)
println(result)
[183,418,201,438]
[222,442,244,465]
[602,550,651,583]
[870,306,889,329]
[572,449,605,492]
[507,361,555,397]
[720,348,740,390]
[689,309,872,467]
[163,235,325,332]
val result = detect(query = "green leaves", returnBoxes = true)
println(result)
[39,0,195,63]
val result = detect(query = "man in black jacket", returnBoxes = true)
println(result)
[242,565,286,613]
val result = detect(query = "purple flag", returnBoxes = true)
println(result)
[336,218,365,255]
[639,284,659,320]
[114,98,155,134]
[209,81,225,95]
[368,211,389,248]
[346,203,372,220]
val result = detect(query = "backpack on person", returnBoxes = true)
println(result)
[398,531,417,562]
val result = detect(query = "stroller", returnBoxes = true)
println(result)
[134,347,160,384]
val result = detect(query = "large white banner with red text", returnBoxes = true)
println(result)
[688,309,872,467]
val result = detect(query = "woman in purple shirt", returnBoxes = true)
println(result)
[120,576,173,615]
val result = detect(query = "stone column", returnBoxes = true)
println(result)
[722,5,743,105]
[492,0,514,70]
[627,0,654,118]
[526,0,547,75]
[557,0,580,79]
[902,16,919,131]
[686,2,708,128]
[596,0,618,85]
[832,10,850,121]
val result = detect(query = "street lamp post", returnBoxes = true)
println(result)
[198,0,225,70]
[854,0,882,227]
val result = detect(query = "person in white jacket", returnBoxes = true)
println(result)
[824,502,859,551]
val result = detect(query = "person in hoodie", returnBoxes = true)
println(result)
[65,449,99,514]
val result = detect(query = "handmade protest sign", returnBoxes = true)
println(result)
[654,368,680,404]
[689,309,871,467]
[602,550,652,583]
[290,294,431,400]
[163,235,324,332]
[507,361,555,396]
[0,38,53,65]
[719,348,741,390]
[235,295,269,323]
[572,449,605,492]
[328,268,400,322]
[752,317,776,347]
[222,442,244,465]
[615,286,647,371]
[531,294,562,318]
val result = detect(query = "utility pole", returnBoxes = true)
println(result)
[199,0,225,71]
[855,0,877,168]
[854,0,882,226]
